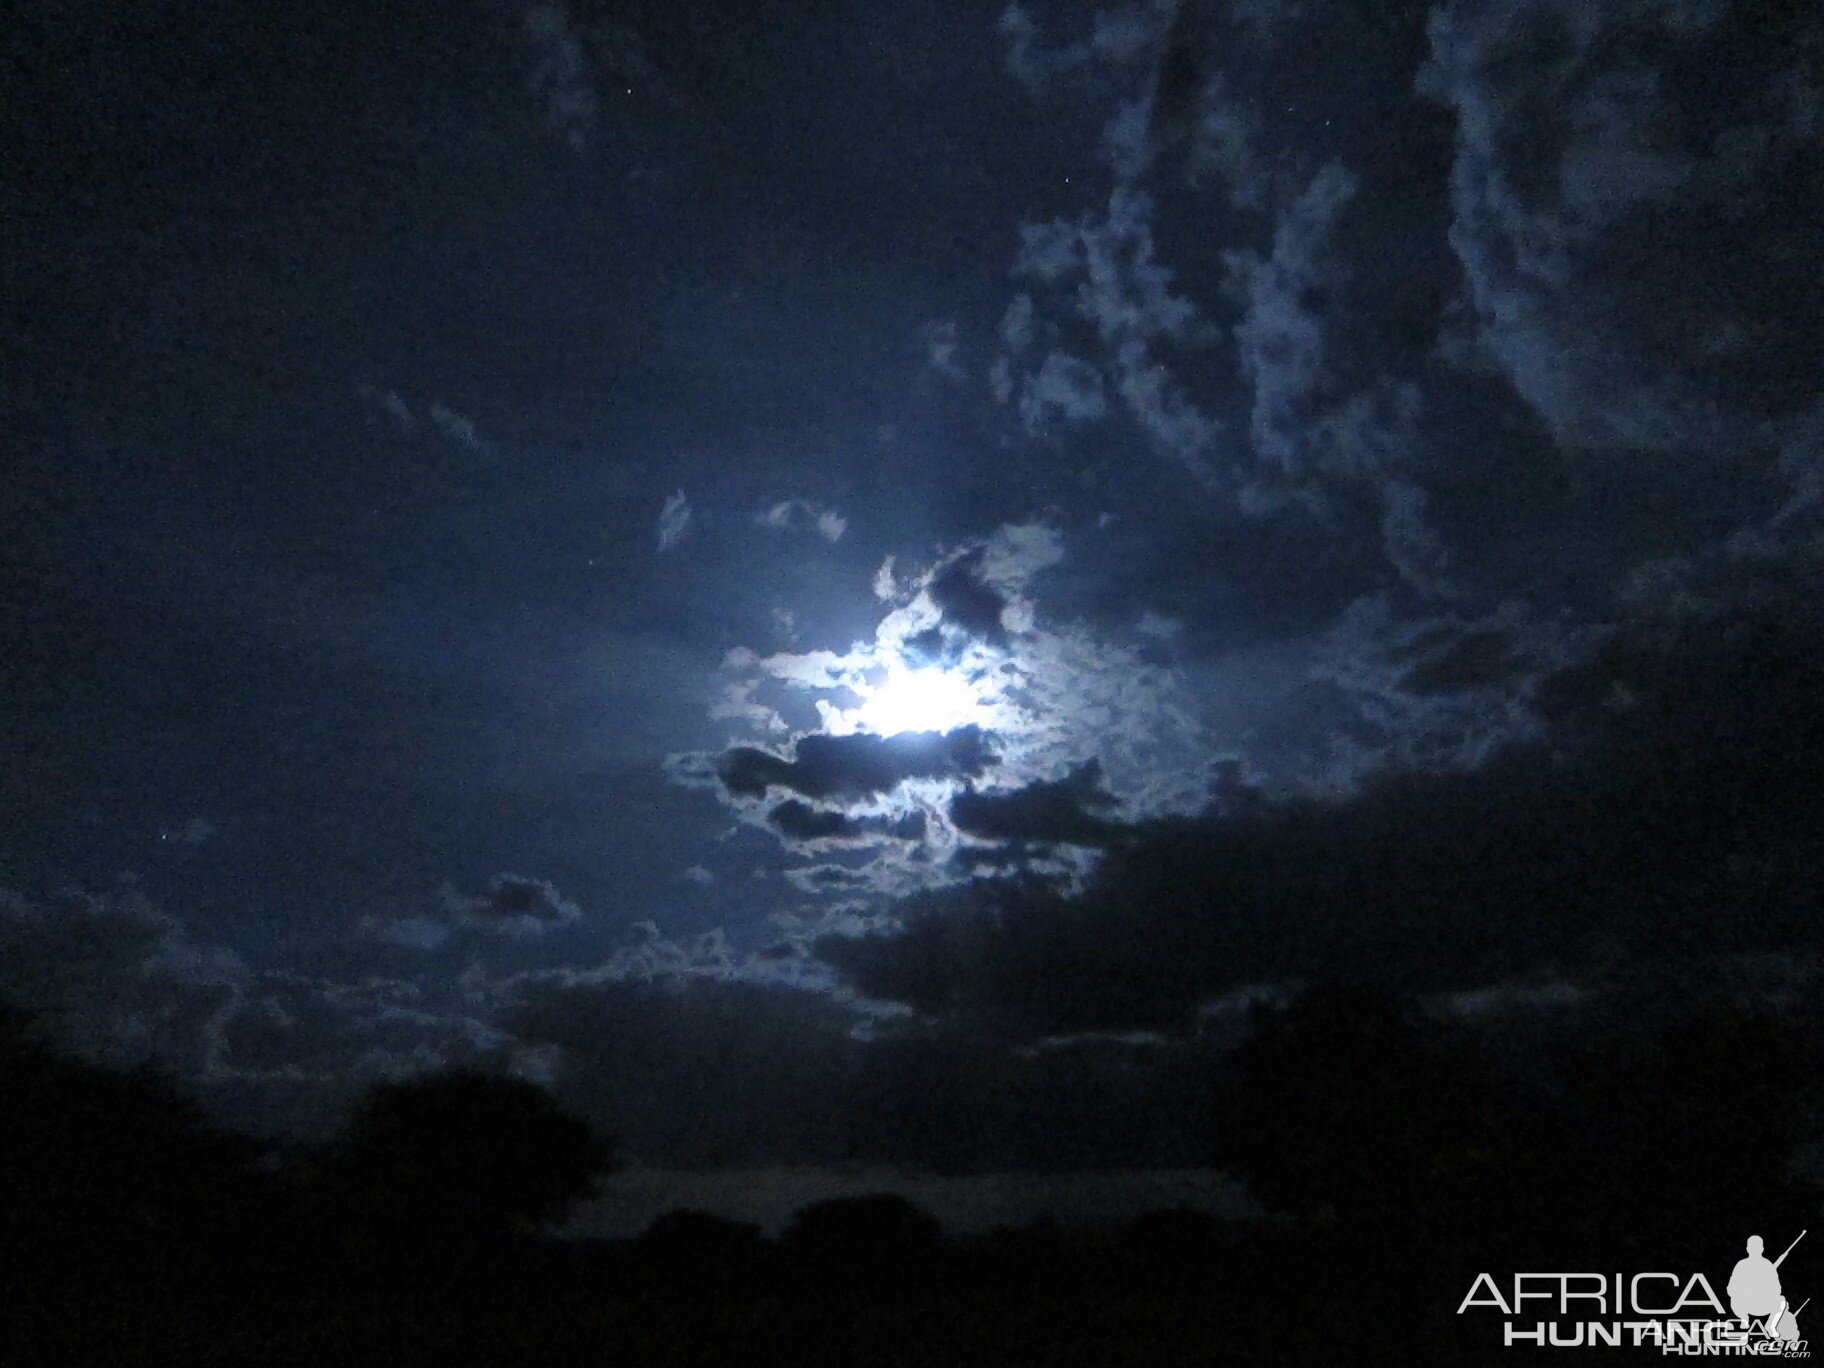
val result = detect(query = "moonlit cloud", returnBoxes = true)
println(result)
[1225,161,1359,487]
[1418,0,1823,458]
[674,520,1221,909]
[355,383,418,435]
[997,2,1089,92]
[1015,351,1108,437]
[353,387,494,462]
[1009,188,1225,489]
[996,0,1170,93]
[158,816,217,846]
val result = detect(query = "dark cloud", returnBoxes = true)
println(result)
[0,884,243,1076]
[1396,626,1516,696]
[716,726,998,803]
[15,605,1822,1170]
[215,971,498,1082]
[503,972,867,1165]
[365,874,583,950]
[927,550,1012,643]
[1308,593,1600,774]
[0,886,515,1137]
[767,800,927,846]
[949,760,1120,847]
[469,874,582,925]
[794,864,879,891]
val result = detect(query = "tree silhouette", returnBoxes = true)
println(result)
[1208,986,1516,1230]
[313,1068,614,1279]
[0,1002,274,1359]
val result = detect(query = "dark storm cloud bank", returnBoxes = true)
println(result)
[0,872,1211,1171]
[336,602,1824,1173]
[500,970,1223,1170]
[820,613,1824,1038]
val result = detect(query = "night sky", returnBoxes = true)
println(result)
[4,0,1822,1225]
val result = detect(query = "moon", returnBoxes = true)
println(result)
[852,662,987,737]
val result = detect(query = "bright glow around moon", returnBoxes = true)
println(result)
[853,664,984,736]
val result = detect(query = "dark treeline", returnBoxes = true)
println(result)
[3,991,1818,1367]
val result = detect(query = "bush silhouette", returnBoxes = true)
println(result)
[780,1192,943,1272]
[1119,1208,1231,1272]
[1523,1009,1817,1260]
[636,1209,772,1290]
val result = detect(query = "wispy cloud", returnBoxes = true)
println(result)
[524,2,598,151]
[756,498,847,543]
[920,318,967,383]
[656,490,692,552]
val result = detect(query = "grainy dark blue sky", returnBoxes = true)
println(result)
[4,0,1821,1178]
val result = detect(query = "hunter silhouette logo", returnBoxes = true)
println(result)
[1457,1228,1809,1352]
[1731,1232,1807,1345]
